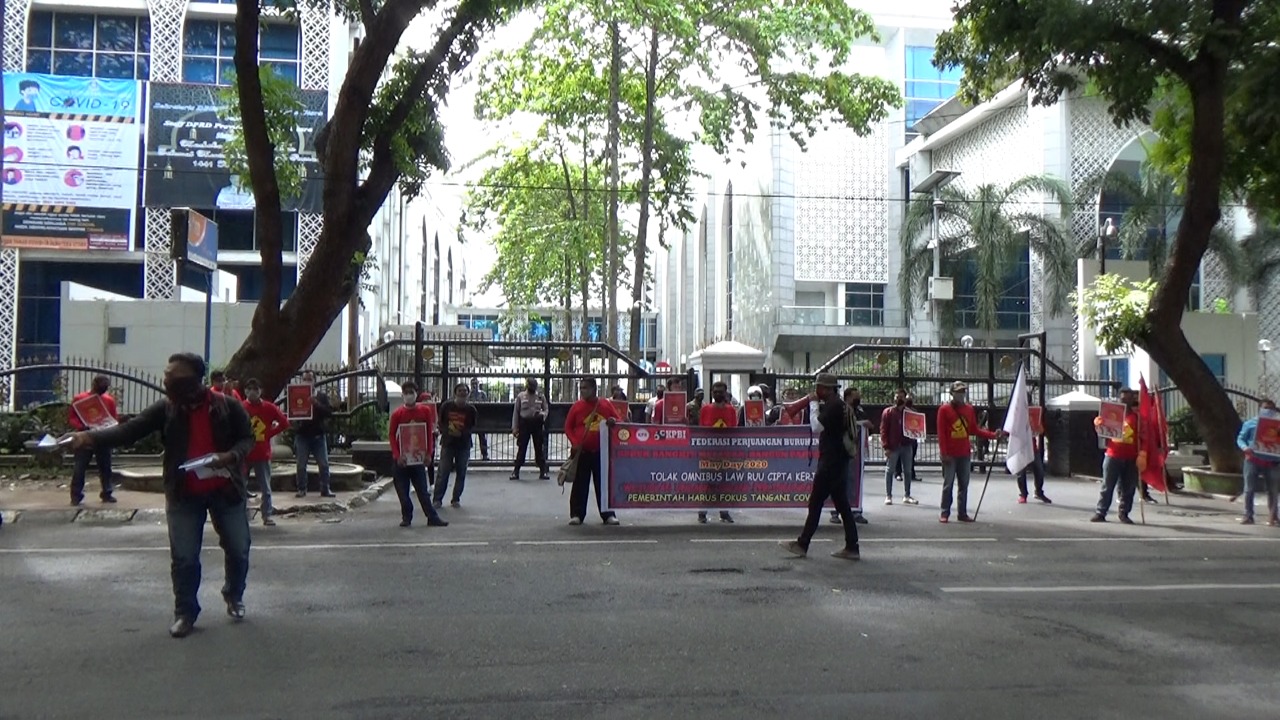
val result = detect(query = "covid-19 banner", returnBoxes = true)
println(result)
[600,424,864,512]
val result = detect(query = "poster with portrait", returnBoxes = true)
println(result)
[72,394,117,430]
[1028,406,1044,435]
[663,392,686,424]
[1,73,140,250]
[1255,417,1280,457]
[397,423,429,466]
[903,409,927,440]
[287,383,314,421]
[743,399,765,427]
[1097,401,1126,440]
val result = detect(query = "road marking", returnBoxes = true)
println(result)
[687,538,997,544]
[512,540,660,546]
[689,538,831,544]
[1016,536,1280,543]
[258,541,491,550]
[941,582,1280,594]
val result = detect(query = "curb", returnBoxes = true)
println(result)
[0,477,394,526]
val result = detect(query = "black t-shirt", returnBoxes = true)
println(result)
[817,395,850,464]
[438,401,478,445]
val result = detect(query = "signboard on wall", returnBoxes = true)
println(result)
[1,73,141,251]
[143,83,326,212]
[170,208,219,271]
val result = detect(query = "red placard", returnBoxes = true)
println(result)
[1028,406,1044,435]
[1097,401,1126,440]
[1255,417,1280,456]
[611,399,630,421]
[902,409,926,440]
[663,391,686,424]
[743,399,765,427]
[287,383,314,420]
[72,394,117,429]
[397,422,430,466]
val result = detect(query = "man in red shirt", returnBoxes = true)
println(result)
[880,388,918,506]
[390,381,449,528]
[68,374,119,505]
[240,378,288,526]
[697,381,737,524]
[564,377,621,525]
[1091,388,1142,524]
[67,352,255,639]
[936,381,1003,523]
[652,376,684,425]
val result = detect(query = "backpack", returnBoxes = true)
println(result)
[842,404,861,457]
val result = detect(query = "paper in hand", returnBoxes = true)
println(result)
[178,454,219,471]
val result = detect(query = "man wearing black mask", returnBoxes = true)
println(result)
[831,386,871,525]
[781,373,861,561]
[66,353,255,638]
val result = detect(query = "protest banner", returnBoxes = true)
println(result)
[1097,401,1126,440]
[1255,417,1280,456]
[903,409,926,440]
[287,383,313,420]
[662,391,686,424]
[743,400,765,427]
[72,394,117,429]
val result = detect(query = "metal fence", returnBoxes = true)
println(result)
[0,356,167,415]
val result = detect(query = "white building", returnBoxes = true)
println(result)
[0,0,383,406]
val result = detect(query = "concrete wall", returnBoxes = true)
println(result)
[59,285,344,375]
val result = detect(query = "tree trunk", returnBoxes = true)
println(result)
[1140,11,1244,474]
[605,19,622,372]
[629,25,660,362]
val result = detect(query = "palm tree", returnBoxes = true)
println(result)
[899,175,1075,342]
[1228,214,1280,308]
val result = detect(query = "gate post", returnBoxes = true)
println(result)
[542,345,553,400]
[414,321,425,391]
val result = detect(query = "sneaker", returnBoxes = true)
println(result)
[903,496,919,505]
[1017,496,1028,504]
[829,511,841,525]
[246,491,258,499]
[450,500,461,509]
[719,511,734,523]
[70,496,84,506]
[399,520,411,528]
[320,491,337,498]
[780,540,807,558]
[853,514,868,525]
[538,472,551,480]
[1269,518,1279,527]
[427,518,449,527]
[697,512,708,524]
[1090,513,1106,522]
[1142,495,1158,504]
[508,472,520,481]
[603,516,620,526]
[432,499,443,508]
[568,517,583,526]
[884,496,893,506]
[1119,514,1135,525]
[263,517,276,527]
[100,494,118,504]
[957,514,975,523]
[295,491,307,498]
[1239,517,1255,525]
[1035,493,1053,504]
[830,548,861,561]
[939,514,949,524]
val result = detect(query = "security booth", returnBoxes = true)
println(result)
[688,341,768,404]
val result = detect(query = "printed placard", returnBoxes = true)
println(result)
[1097,401,1126,440]
[611,399,630,422]
[287,383,314,420]
[743,399,765,427]
[663,391,686,424]
[72,394,117,429]
[903,409,926,440]
[1028,406,1044,434]
[1255,417,1280,457]
[397,423,430,466]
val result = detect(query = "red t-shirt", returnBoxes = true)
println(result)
[68,391,119,431]
[185,394,231,494]
[1105,411,1141,460]
[389,404,437,460]
[242,399,288,462]
[565,399,620,452]
[936,402,997,458]
[700,402,739,428]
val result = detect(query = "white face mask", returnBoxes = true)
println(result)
[403,394,416,406]
[246,390,261,402]
[1261,408,1279,419]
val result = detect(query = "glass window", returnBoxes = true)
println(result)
[187,208,299,252]
[182,20,299,86]
[844,283,885,326]
[27,12,149,80]
[1099,357,1130,397]
[261,24,299,59]
[953,245,1032,331]
[1201,354,1227,384]
[182,57,218,85]
[183,20,219,55]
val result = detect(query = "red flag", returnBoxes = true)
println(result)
[1138,377,1169,493]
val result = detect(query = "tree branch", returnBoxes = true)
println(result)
[359,0,377,28]
[1109,26,1194,80]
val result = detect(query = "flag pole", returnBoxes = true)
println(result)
[973,437,1002,521]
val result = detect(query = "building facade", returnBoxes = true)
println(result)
[0,0,386,407]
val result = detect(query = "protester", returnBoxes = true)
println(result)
[685,388,705,425]
[390,382,449,528]
[831,387,871,525]
[67,374,119,505]
[652,377,684,424]
[417,389,439,486]
[1091,388,1141,524]
[1236,398,1280,526]
[434,383,478,508]
[1015,393,1052,505]
[646,386,664,422]
[697,381,737,524]
[780,373,860,561]
[469,379,490,461]
[880,387,918,506]
[937,381,1003,523]
[564,377,621,526]
[293,370,334,498]
[240,378,288,526]
[901,392,921,485]
[66,352,255,638]
[510,377,550,481]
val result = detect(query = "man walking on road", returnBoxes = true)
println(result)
[68,374,119,505]
[1236,398,1279,526]
[1091,388,1142,524]
[510,377,550,481]
[390,382,449,528]
[434,383,478,508]
[937,381,1003,523]
[293,370,335,498]
[781,373,861,561]
[66,352,255,638]
[564,377,621,526]
[240,378,288,526]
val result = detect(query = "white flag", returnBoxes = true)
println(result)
[1003,364,1035,475]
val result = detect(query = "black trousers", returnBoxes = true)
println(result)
[799,460,859,551]
[514,418,548,474]
[393,465,444,523]
[570,450,615,521]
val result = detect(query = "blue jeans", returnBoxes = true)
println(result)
[250,460,274,517]
[393,464,445,523]
[1243,460,1280,521]
[71,446,114,501]
[1097,456,1138,518]
[941,456,972,516]
[433,441,471,504]
[294,434,330,493]
[885,446,913,498]
[166,489,251,622]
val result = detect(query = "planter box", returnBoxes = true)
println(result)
[1181,465,1243,496]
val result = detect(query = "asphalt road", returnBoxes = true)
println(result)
[3,471,1279,720]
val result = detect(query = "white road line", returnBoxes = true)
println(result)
[512,540,660,546]
[687,538,998,544]
[941,582,1280,594]
[689,538,831,544]
[1016,536,1280,543]
[258,541,491,550]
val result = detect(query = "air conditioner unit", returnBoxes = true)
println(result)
[929,276,954,301]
